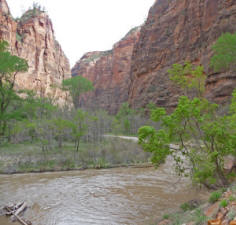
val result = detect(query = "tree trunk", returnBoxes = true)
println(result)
[76,138,80,152]
[215,158,229,186]
[58,136,62,149]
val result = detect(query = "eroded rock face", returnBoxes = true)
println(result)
[73,0,236,113]
[129,0,236,110]
[0,0,71,105]
[72,27,140,113]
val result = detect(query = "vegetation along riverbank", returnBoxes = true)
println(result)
[157,183,236,225]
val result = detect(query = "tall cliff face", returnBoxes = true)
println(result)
[73,0,236,113]
[72,27,140,113]
[0,0,71,104]
[129,0,236,109]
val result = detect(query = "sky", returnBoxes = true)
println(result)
[7,0,155,67]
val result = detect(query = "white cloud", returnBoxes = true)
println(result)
[7,0,154,67]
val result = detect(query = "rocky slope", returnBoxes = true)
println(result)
[73,0,236,113]
[157,185,236,225]
[129,0,236,110]
[72,27,140,114]
[0,0,71,104]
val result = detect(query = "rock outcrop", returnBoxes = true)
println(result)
[157,187,236,225]
[129,0,236,110]
[73,0,236,113]
[0,0,71,104]
[72,27,140,114]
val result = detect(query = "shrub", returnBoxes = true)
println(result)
[180,201,199,212]
[162,214,170,219]
[209,191,222,203]
[193,208,208,225]
[219,199,228,208]
[229,195,236,202]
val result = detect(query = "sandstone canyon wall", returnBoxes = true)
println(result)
[0,0,71,104]
[73,0,236,113]
[72,27,140,114]
[129,0,236,110]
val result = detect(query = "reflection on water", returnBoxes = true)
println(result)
[0,164,208,225]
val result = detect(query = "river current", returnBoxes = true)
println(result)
[0,165,208,225]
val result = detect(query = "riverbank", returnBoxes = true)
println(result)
[0,162,153,175]
[0,138,150,174]
[157,183,236,225]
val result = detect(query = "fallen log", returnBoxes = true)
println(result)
[1,202,32,225]
[11,202,27,222]
[11,212,30,225]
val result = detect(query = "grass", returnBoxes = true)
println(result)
[162,214,170,220]
[219,199,228,208]
[208,191,222,203]
[158,183,236,225]
[0,138,150,174]
[160,205,210,225]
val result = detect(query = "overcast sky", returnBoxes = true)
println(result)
[7,0,154,67]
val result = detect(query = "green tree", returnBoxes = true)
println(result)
[168,62,206,98]
[70,109,89,153]
[0,40,28,136]
[51,117,71,148]
[113,102,135,135]
[139,62,236,189]
[210,32,236,72]
[62,76,93,108]
[139,95,236,188]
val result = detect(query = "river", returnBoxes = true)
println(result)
[0,165,208,225]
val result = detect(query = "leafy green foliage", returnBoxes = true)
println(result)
[62,76,93,108]
[162,214,170,219]
[139,62,236,188]
[168,62,206,98]
[208,191,222,203]
[210,32,236,72]
[69,109,91,152]
[229,195,236,202]
[180,201,199,212]
[0,40,28,137]
[113,102,134,135]
[193,208,208,225]
[51,118,71,148]
[219,199,228,208]
[139,94,236,187]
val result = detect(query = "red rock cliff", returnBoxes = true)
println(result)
[0,0,71,104]
[73,0,236,113]
[129,0,236,110]
[72,27,140,113]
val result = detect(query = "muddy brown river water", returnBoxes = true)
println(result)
[0,164,208,225]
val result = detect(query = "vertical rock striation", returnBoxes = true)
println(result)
[129,0,236,110]
[72,27,140,113]
[73,0,236,113]
[0,0,71,104]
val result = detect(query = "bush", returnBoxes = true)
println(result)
[193,208,208,225]
[162,214,170,219]
[208,191,222,203]
[219,199,228,208]
[229,195,236,202]
[180,200,200,212]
